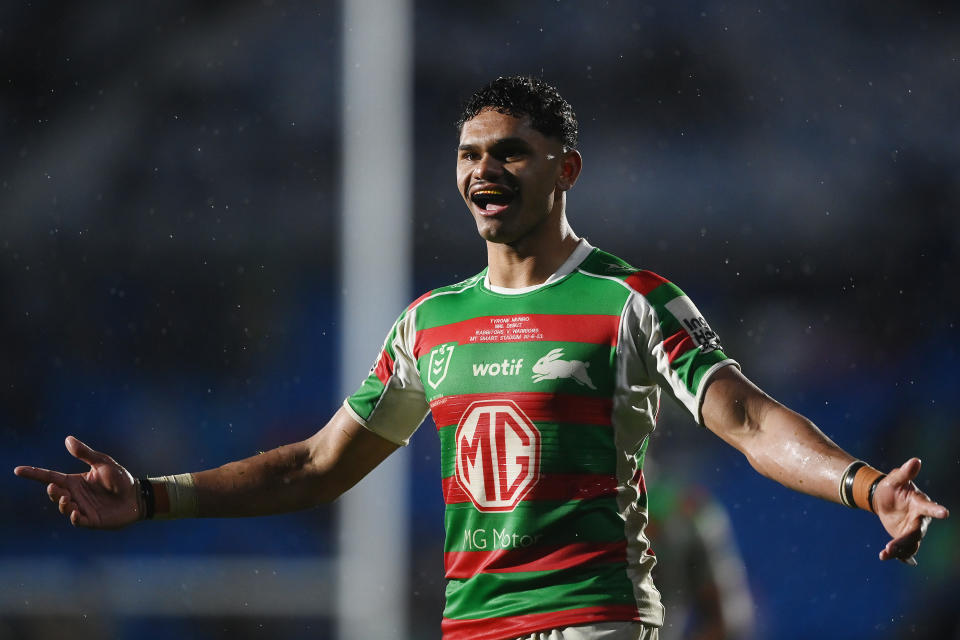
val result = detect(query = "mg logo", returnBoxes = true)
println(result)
[455,400,541,512]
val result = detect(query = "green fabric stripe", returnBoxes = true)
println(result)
[671,347,731,397]
[381,308,407,361]
[643,282,686,337]
[345,307,410,420]
[634,435,650,472]
[444,496,624,552]
[415,273,629,330]
[345,376,386,421]
[443,563,635,619]
[578,248,635,277]
[427,272,485,297]
[421,343,617,399]
[439,423,616,477]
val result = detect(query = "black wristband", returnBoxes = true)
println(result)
[868,473,886,513]
[139,477,155,520]
[841,461,865,508]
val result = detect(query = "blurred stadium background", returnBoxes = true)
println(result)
[2,1,958,639]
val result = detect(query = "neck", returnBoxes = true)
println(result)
[486,211,581,289]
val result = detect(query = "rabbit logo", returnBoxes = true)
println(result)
[531,348,596,389]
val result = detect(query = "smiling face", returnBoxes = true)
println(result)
[457,109,580,247]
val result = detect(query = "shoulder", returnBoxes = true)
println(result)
[404,271,485,313]
[578,248,682,299]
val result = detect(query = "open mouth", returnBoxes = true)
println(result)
[470,186,516,215]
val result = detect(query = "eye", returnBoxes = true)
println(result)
[498,145,529,162]
[459,150,479,162]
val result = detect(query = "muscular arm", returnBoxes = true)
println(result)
[700,366,852,502]
[14,407,399,527]
[700,365,948,562]
[192,407,399,517]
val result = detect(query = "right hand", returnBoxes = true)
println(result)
[14,436,141,529]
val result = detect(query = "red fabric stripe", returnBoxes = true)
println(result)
[661,328,696,364]
[442,604,641,640]
[431,392,612,429]
[407,289,434,311]
[413,313,619,359]
[373,348,395,386]
[442,473,616,505]
[444,540,627,579]
[624,270,668,295]
[631,467,648,498]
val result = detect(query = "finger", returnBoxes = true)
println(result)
[919,501,949,520]
[58,495,76,516]
[915,496,950,520]
[47,483,72,504]
[61,498,90,526]
[880,545,920,565]
[69,507,92,528]
[880,544,915,562]
[881,528,922,561]
[64,436,109,467]
[887,457,921,485]
[14,465,70,485]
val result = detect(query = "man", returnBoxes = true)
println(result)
[15,76,949,640]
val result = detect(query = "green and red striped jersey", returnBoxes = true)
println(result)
[345,241,737,640]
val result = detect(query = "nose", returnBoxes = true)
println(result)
[473,153,503,180]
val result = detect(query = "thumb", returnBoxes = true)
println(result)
[887,458,921,486]
[65,436,109,467]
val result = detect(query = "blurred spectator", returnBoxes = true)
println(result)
[646,459,755,640]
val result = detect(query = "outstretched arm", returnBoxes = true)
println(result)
[700,365,949,563]
[14,407,398,528]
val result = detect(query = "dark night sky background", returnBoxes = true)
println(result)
[2,2,958,639]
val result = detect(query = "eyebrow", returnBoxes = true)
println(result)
[458,137,532,151]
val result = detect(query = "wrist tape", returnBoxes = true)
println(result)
[839,461,885,513]
[145,473,199,519]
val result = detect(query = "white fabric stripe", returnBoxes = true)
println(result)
[346,275,483,445]
[513,621,659,639]
[612,290,665,627]
[576,268,636,292]
[360,302,429,445]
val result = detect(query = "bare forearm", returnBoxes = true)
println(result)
[737,402,853,502]
[702,367,855,504]
[152,407,398,520]
[191,440,328,518]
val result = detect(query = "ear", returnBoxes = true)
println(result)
[556,149,583,191]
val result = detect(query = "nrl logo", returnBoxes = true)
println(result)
[427,342,457,389]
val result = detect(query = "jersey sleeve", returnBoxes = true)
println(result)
[623,272,738,424]
[343,304,430,446]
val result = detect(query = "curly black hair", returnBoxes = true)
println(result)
[456,76,578,149]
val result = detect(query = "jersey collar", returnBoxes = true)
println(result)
[483,239,595,295]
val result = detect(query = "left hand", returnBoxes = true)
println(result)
[873,458,949,565]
